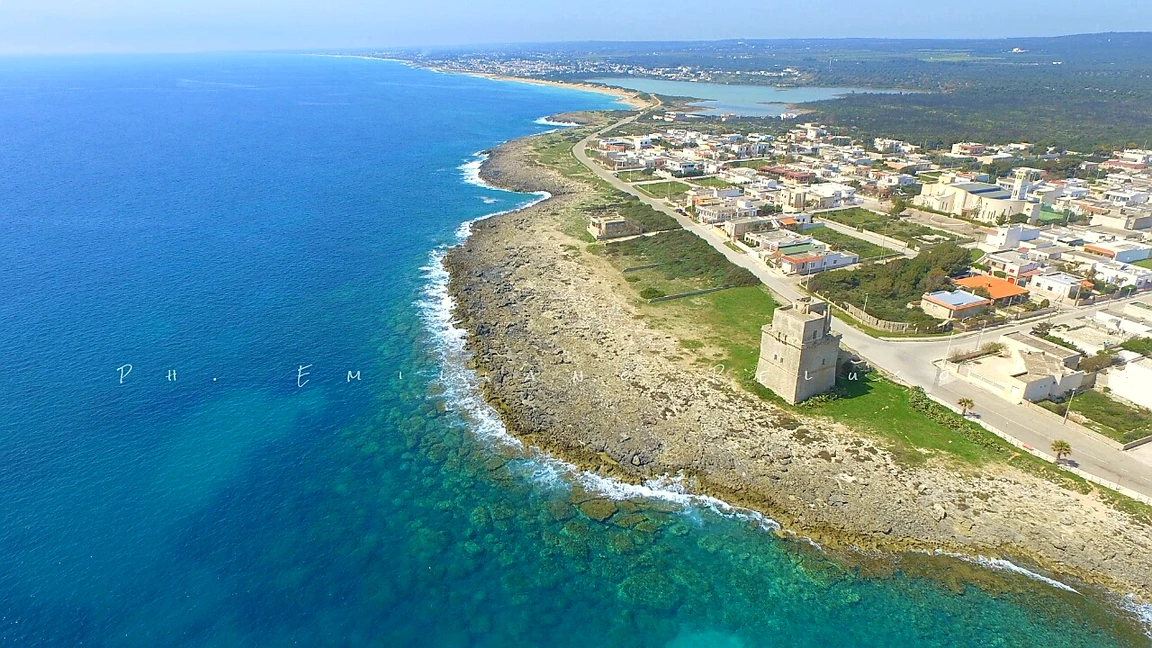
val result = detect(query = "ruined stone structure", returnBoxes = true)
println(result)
[756,297,841,404]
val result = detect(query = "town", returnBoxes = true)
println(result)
[582,116,1152,494]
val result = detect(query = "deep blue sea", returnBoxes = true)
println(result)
[0,53,1147,647]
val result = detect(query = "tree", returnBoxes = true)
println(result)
[1031,321,1053,336]
[1051,439,1072,464]
[957,398,975,416]
[1080,353,1116,373]
[970,286,993,300]
[889,197,909,216]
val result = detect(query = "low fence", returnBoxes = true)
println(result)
[813,218,911,256]
[874,349,1152,506]
[1021,400,1152,452]
[647,285,731,303]
[839,301,919,334]
[1008,307,1058,322]
[921,393,1152,507]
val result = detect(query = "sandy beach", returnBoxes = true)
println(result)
[443,122,1152,618]
[425,68,656,110]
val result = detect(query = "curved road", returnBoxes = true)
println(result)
[574,112,1152,501]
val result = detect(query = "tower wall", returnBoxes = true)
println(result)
[756,298,841,404]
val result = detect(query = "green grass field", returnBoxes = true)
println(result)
[1039,390,1152,444]
[691,176,735,189]
[1134,258,1152,270]
[616,169,655,183]
[635,180,691,200]
[808,227,892,260]
[532,133,612,189]
[804,376,1000,466]
[724,159,772,169]
[642,285,777,379]
[820,208,958,247]
[603,229,759,290]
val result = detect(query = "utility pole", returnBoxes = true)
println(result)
[1063,389,1077,425]
[975,322,988,352]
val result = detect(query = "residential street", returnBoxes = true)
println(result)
[574,117,1152,501]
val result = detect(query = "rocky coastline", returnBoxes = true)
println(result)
[444,128,1152,613]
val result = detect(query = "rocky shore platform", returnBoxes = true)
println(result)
[444,127,1152,608]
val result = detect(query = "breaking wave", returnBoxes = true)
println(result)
[416,156,781,530]
[932,549,1079,594]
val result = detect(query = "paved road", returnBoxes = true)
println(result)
[575,114,1152,500]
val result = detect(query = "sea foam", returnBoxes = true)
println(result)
[931,549,1080,594]
[415,153,782,532]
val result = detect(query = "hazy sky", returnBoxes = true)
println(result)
[1,0,1150,54]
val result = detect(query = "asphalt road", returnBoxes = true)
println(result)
[574,115,1152,500]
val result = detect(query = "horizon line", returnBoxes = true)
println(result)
[0,30,1149,57]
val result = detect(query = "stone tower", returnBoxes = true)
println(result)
[756,297,841,404]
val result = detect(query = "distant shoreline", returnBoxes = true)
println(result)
[430,69,655,110]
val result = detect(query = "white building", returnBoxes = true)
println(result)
[915,175,1041,223]
[1028,272,1087,301]
[1104,188,1149,208]
[984,224,1041,251]
[957,332,1086,405]
[806,183,859,209]
[1083,240,1152,264]
[1100,358,1152,411]
[696,199,759,224]
[778,247,859,275]
[1089,261,1152,290]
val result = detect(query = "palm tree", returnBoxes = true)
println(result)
[1051,440,1073,464]
[957,398,975,416]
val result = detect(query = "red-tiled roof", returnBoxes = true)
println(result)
[954,275,1029,300]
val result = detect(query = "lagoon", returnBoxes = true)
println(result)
[588,77,903,117]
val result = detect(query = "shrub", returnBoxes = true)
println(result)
[1081,353,1116,373]
[639,287,666,300]
[1120,337,1152,356]
[907,388,1006,454]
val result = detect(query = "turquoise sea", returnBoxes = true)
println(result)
[0,53,1147,646]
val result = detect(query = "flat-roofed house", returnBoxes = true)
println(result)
[984,224,1040,251]
[984,251,1042,280]
[958,332,1086,404]
[920,290,992,321]
[721,216,776,241]
[587,216,634,240]
[1089,261,1152,290]
[776,243,859,275]
[1083,241,1152,264]
[1100,357,1152,410]
[1027,272,1087,301]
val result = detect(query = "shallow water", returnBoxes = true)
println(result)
[588,77,905,116]
[0,53,1146,646]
